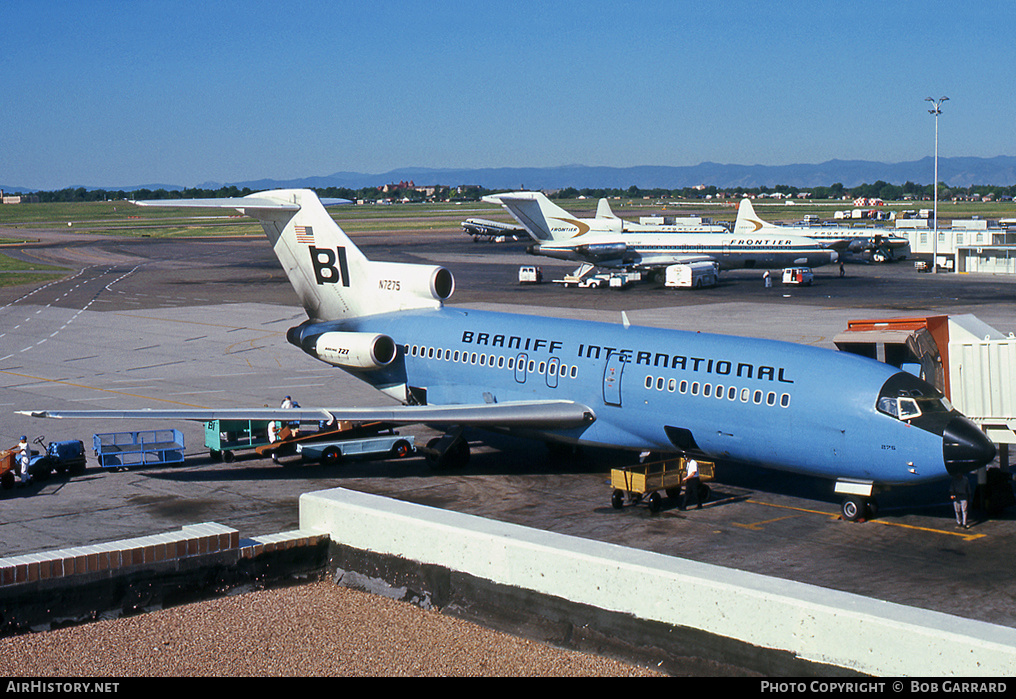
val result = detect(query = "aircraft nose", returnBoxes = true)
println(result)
[943,417,996,475]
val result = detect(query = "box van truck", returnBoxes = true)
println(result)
[664,262,718,289]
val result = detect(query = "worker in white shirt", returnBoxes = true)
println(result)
[680,458,701,511]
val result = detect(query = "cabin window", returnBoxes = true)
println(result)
[645,376,653,389]
[703,384,711,397]
[508,357,515,370]
[780,393,791,408]
[766,391,776,406]
[740,388,750,402]
[727,386,737,401]
[753,390,763,404]
[691,382,700,396]
[570,366,578,378]
[668,378,676,392]
[679,380,688,394]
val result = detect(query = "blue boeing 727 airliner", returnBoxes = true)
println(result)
[21,189,995,521]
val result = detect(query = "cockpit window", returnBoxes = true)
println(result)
[877,372,952,421]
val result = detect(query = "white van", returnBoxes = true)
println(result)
[664,262,718,289]
[518,265,543,284]
[782,267,814,285]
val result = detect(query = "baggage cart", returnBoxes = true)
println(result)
[93,429,185,469]
[297,433,415,465]
[256,420,397,463]
[0,450,17,490]
[205,419,271,462]
[610,456,714,512]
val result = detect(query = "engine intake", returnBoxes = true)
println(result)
[310,331,397,370]
[367,261,454,304]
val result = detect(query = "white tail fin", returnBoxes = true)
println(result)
[595,198,619,220]
[733,197,777,235]
[135,189,453,322]
[482,191,592,241]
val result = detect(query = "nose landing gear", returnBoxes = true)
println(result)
[836,479,879,522]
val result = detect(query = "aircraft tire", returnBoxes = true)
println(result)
[425,437,469,470]
[841,497,867,522]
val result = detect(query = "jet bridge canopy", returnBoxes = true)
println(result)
[833,316,950,395]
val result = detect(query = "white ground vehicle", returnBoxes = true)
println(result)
[664,262,718,289]
[782,267,814,285]
[518,265,543,284]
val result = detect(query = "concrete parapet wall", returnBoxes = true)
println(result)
[300,487,1016,676]
[0,523,329,636]
[0,523,240,588]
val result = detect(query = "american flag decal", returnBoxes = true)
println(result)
[295,225,314,244]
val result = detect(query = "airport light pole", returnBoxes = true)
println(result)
[926,96,948,273]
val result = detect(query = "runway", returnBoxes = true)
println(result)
[3,226,1016,633]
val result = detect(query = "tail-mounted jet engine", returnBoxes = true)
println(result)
[297,331,397,370]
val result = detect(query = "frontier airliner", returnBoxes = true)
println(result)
[733,198,910,263]
[21,189,995,520]
[483,191,839,273]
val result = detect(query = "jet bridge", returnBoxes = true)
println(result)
[834,314,1016,446]
[834,314,1016,512]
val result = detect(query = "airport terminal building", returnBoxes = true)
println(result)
[897,217,1016,273]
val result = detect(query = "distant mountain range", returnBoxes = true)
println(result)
[6,155,1016,194]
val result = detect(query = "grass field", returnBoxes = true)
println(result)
[0,195,1013,241]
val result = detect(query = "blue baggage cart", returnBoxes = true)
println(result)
[92,429,185,469]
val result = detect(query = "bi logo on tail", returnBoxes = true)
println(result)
[310,246,351,287]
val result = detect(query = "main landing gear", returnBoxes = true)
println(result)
[423,427,470,470]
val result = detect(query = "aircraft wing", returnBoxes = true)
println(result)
[18,399,596,429]
[630,254,717,269]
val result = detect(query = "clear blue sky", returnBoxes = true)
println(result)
[3,0,1013,190]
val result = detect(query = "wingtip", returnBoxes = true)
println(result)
[17,410,54,418]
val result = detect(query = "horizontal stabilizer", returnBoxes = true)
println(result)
[132,197,300,211]
[132,196,350,211]
[19,400,596,429]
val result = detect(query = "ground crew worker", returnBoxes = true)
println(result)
[17,436,31,486]
[680,457,701,511]
[280,396,299,436]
